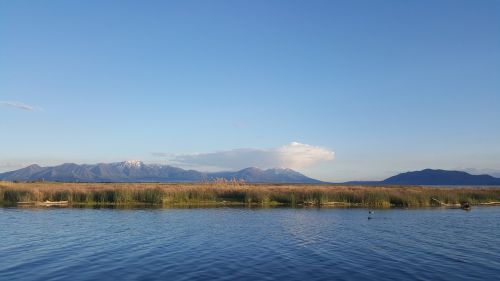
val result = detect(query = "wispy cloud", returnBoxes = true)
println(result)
[154,142,334,170]
[151,152,173,158]
[0,101,41,111]
[0,162,31,172]
[463,168,500,178]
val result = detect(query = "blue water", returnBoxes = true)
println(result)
[1,207,499,281]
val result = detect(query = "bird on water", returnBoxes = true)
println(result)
[368,210,374,219]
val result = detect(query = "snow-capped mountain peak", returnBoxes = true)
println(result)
[122,160,144,168]
[0,162,323,183]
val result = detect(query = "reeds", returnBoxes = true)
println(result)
[1,181,499,208]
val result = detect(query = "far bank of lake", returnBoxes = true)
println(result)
[1,181,499,208]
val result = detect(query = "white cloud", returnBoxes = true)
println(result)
[0,101,40,111]
[155,142,334,170]
[277,142,334,169]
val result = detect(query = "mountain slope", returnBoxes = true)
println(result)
[381,169,500,185]
[209,167,323,183]
[0,161,322,183]
[0,164,48,180]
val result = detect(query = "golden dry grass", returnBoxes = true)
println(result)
[1,181,500,208]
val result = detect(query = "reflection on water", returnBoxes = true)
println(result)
[1,207,499,281]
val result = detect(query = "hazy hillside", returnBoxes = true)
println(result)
[0,161,323,184]
[381,169,500,185]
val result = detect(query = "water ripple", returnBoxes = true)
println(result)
[1,207,499,280]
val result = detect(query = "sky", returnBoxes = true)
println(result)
[1,0,499,182]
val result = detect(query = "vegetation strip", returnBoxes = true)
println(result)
[1,181,500,208]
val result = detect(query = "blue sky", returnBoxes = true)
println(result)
[1,0,499,181]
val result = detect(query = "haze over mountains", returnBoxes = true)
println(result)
[0,161,322,184]
[1,162,500,185]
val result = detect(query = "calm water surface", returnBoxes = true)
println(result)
[1,207,499,281]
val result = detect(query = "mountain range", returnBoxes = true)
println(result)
[344,169,500,186]
[0,161,323,184]
[1,162,500,185]
[380,169,500,185]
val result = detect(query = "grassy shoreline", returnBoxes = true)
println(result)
[1,181,500,208]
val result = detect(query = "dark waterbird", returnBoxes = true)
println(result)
[461,202,471,211]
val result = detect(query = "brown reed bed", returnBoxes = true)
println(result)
[1,181,500,208]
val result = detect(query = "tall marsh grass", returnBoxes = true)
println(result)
[1,181,499,208]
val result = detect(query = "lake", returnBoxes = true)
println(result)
[1,207,499,281]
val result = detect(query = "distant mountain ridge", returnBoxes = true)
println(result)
[344,169,500,186]
[381,169,500,185]
[2,164,499,185]
[0,161,323,184]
